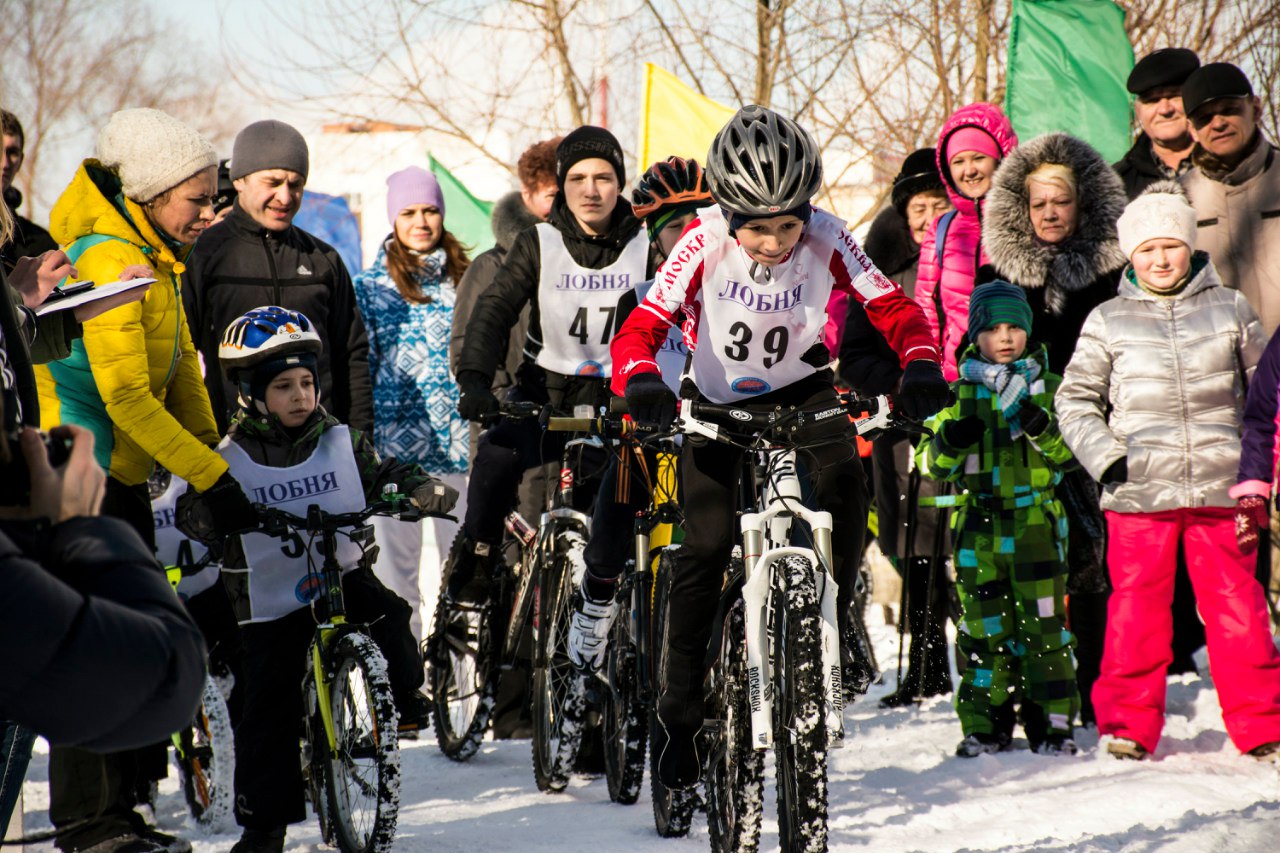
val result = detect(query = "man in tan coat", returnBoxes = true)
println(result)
[1179,62,1280,333]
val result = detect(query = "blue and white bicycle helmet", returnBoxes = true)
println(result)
[219,306,323,413]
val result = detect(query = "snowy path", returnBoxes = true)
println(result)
[21,616,1280,852]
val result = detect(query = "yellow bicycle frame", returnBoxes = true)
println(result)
[313,616,348,752]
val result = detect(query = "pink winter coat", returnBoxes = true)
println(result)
[915,103,1018,380]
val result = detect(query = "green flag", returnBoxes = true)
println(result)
[1006,0,1134,163]
[429,155,496,256]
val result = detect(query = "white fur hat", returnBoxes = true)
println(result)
[96,108,218,203]
[1116,181,1198,259]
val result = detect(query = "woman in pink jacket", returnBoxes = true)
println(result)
[916,103,1018,380]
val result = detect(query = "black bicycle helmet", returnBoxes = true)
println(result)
[705,105,822,215]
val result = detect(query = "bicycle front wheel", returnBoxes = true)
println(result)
[173,672,235,832]
[603,587,647,804]
[705,597,764,853]
[773,555,829,853]
[323,633,401,853]
[531,529,588,793]
[427,533,499,762]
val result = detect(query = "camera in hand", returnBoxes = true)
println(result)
[0,429,74,506]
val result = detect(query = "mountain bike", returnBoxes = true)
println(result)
[257,495,432,853]
[678,393,913,853]
[544,407,697,834]
[425,401,556,762]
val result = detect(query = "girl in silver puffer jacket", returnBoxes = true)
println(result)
[1057,183,1280,764]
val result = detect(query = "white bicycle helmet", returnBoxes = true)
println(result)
[706,105,822,215]
[219,306,322,377]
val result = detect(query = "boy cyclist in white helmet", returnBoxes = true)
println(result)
[177,306,458,853]
[610,105,951,788]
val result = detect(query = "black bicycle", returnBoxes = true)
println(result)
[257,496,431,853]
[544,406,697,834]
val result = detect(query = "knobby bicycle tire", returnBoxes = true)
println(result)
[322,633,401,853]
[603,588,647,804]
[705,597,764,853]
[648,548,696,837]
[531,529,589,793]
[173,672,235,832]
[773,555,829,853]
[427,532,499,762]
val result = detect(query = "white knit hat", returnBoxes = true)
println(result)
[96,108,218,203]
[1116,181,1198,259]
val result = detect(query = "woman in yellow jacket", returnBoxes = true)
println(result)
[35,108,257,853]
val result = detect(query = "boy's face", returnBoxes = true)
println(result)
[655,211,698,258]
[265,366,317,427]
[976,322,1028,364]
[736,214,805,266]
[1131,238,1192,291]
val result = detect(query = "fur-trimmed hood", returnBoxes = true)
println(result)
[983,133,1128,314]
[490,190,542,251]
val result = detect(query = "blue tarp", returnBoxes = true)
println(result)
[294,191,363,277]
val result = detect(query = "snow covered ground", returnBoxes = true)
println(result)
[20,612,1280,852]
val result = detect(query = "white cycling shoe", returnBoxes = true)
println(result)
[567,591,617,672]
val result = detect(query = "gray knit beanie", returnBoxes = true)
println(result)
[96,108,218,203]
[229,120,310,182]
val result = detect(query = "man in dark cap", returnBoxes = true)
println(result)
[1179,62,1280,334]
[1113,47,1200,198]
[182,120,372,433]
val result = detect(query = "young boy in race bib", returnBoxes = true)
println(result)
[610,105,951,789]
[176,306,457,853]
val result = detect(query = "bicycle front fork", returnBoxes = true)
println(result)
[740,512,844,750]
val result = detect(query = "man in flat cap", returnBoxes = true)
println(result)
[1114,47,1200,199]
[182,120,373,432]
[1179,62,1280,334]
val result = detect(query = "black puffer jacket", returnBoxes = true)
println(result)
[0,516,205,750]
[1,188,58,263]
[455,193,651,411]
[448,191,541,392]
[182,204,373,433]
[983,132,1127,374]
[1113,132,1193,200]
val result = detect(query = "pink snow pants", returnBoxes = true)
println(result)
[1095,508,1280,754]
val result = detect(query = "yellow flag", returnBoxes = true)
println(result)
[638,63,737,170]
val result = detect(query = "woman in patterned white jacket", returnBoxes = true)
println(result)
[354,165,471,643]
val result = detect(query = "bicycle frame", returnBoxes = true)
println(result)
[679,394,900,751]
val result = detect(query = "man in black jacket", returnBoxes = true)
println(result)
[447,126,654,604]
[2,110,58,265]
[1114,48,1200,199]
[183,120,372,433]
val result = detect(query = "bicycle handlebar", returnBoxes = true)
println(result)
[255,498,428,540]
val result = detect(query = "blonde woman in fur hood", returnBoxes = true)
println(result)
[981,132,1130,726]
[981,133,1128,374]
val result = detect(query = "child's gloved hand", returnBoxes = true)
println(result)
[1019,401,1050,436]
[412,480,460,515]
[201,473,259,537]
[942,415,984,449]
[1100,457,1128,486]
[1235,495,1270,555]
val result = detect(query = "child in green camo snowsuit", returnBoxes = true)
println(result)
[916,281,1079,757]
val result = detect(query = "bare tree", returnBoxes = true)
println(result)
[0,0,242,221]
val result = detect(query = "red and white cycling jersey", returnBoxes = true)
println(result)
[611,206,939,404]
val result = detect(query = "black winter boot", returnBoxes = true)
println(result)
[229,826,285,853]
[881,558,951,707]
